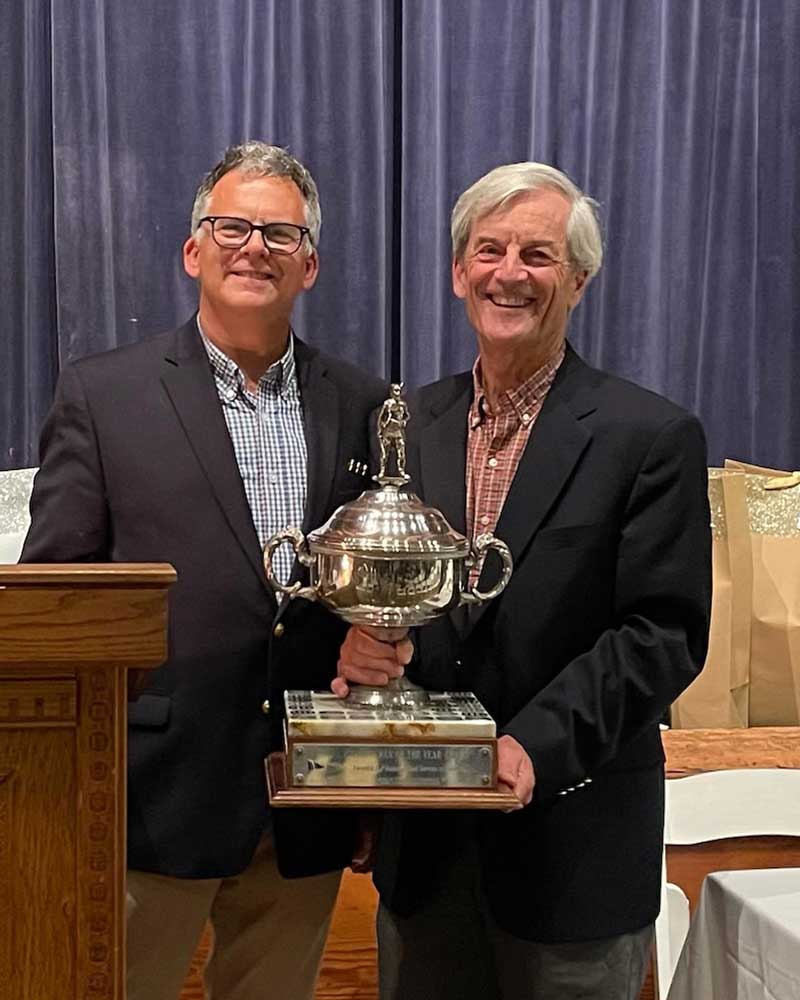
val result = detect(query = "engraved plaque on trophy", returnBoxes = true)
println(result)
[263,384,518,809]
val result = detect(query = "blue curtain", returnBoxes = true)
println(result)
[3,0,798,469]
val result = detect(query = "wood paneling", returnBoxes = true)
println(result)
[0,565,173,1000]
[75,664,128,1000]
[0,728,77,998]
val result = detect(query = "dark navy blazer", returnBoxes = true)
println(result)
[373,344,711,941]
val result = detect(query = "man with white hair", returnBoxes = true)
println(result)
[22,141,386,1000]
[336,162,711,998]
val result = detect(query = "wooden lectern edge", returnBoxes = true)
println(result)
[266,751,521,810]
[0,563,177,585]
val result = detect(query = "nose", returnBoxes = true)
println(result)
[495,245,527,281]
[242,227,270,255]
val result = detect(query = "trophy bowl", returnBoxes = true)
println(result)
[262,486,513,629]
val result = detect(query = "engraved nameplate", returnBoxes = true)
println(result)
[290,742,494,788]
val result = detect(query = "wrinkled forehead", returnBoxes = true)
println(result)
[469,188,571,246]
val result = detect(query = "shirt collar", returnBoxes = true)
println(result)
[197,317,298,399]
[469,342,565,429]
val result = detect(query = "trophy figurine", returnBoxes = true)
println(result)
[263,384,516,808]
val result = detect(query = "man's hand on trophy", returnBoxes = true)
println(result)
[497,734,535,809]
[332,625,414,698]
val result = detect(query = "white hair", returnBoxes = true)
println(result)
[451,162,603,278]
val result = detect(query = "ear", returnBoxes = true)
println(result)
[301,249,320,290]
[569,269,589,309]
[452,257,468,300]
[183,235,200,280]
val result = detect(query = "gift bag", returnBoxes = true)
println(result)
[671,469,751,728]
[724,459,800,725]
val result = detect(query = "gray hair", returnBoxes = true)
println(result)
[190,141,321,251]
[451,162,602,278]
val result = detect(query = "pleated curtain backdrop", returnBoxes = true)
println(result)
[2,0,799,470]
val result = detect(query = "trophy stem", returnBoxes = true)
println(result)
[346,675,431,709]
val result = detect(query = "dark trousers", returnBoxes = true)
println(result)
[377,832,653,1000]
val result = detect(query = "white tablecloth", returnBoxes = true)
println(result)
[668,869,800,1000]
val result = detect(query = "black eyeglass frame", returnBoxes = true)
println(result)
[199,216,311,255]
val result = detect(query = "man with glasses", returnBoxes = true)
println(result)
[21,141,386,1000]
[336,162,711,999]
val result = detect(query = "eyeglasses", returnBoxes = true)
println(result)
[199,216,311,255]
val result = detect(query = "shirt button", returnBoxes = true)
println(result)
[261,699,270,715]
[273,623,285,638]
[480,515,490,526]
[521,413,531,424]
[487,457,498,468]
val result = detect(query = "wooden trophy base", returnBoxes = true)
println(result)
[266,751,520,809]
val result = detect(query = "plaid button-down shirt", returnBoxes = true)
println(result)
[466,344,564,583]
[199,322,307,584]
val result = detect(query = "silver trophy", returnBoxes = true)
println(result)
[263,384,515,805]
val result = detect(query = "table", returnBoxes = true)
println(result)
[668,869,800,999]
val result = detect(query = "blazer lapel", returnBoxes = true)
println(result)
[418,378,472,536]
[466,348,596,635]
[295,339,341,535]
[160,320,274,602]
[418,377,472,636]
[271,339,342,619]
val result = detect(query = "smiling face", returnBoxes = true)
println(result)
[182,170,318,333]
[452,188,588,367]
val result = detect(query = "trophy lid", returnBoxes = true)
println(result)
[307,485,470,557]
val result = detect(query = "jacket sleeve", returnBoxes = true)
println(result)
[20,363,110,562]
[502,413,712,802]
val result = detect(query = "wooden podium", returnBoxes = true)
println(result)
[0,564,175,1000]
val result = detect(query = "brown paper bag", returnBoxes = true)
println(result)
[724,459,800,725]
[671,469,751,728]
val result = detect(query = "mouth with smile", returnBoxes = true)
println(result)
[486,293,534,308]
[229,269,274,283]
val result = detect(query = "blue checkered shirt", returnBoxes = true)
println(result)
[199,323,307,584]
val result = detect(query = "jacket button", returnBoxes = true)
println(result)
[261,699,270,715]
[273,623,285,638]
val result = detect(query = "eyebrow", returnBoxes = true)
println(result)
[472,235,559,248]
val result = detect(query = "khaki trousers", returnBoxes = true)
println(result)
[126,832,342,1000]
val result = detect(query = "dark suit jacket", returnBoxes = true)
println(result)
[373,344,711,942]
[21,318,387,879]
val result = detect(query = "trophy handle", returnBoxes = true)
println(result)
[263,527,318,601]
[460,533,513,605]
